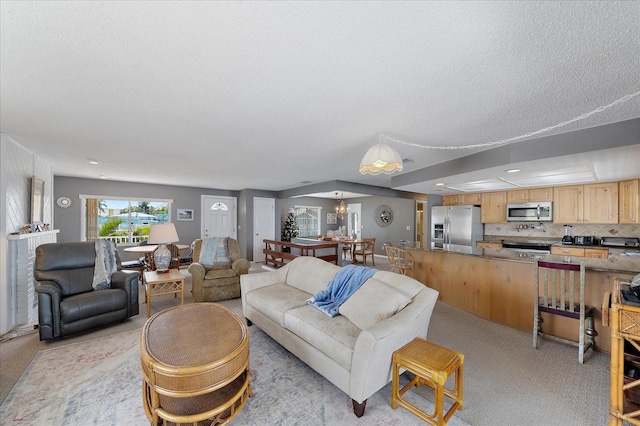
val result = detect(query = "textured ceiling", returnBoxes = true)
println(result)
[1,1,639,194]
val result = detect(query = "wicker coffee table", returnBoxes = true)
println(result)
[140,303,252,425]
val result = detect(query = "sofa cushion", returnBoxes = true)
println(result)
[285,257,341,295]
[244,283,310,327]
[372,271,425,299]
[284,304,360,370]
[339,278,411,330]
[60,289,128,323]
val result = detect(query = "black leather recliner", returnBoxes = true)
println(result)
[35,241,139,340]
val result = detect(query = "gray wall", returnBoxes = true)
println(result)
[53,176,431,261]
[276,195,421,256]
[53,176,237,259]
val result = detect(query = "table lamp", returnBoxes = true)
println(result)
[148,223,179,273]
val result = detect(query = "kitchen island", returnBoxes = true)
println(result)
[403,244,639,353]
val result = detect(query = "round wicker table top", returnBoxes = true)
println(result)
[141,302,249,394]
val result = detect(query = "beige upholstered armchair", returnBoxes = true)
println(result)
[188,238,250,302]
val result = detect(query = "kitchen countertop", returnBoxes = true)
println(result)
[398,244,640,274]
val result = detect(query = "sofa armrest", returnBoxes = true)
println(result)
[348,287,439,403]
[110,270,139,317]
[35,280,62,339]
[232,258,250,275]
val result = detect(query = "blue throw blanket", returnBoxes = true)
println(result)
[306,264,377,317]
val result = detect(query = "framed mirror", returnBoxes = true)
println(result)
[31,176,44,224]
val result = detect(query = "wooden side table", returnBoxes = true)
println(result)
[143,269,185,317]
[392,337,464,425]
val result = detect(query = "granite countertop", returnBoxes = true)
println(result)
[399,244,640,274]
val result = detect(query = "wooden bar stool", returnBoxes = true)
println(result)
[392,338,464,425]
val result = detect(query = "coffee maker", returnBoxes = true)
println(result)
[562,225,573,245]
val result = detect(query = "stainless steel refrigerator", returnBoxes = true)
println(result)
[431,205,483,250]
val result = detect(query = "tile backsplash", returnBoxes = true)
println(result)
[484,223,640,241]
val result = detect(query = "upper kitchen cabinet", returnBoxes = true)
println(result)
[583,182,618,224]
[619,179,639,224]
[442,195,460,206]
[507,188,553,203]
[554,182,619,224]
[461,193,482,205]
[481,191,507,223]
[443,193,481,206]
[553,185,583,223]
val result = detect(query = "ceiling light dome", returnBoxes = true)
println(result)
[359,135,403,175]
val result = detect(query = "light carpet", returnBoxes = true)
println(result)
[0,325,469,426]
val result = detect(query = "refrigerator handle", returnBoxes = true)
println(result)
[445,217,449,244]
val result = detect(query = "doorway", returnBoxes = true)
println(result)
[347,203,361,240]
[416,201,425,248]
[201,195,237,239]
[253,197,275,262]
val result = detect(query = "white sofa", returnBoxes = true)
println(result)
[240,256,439,417]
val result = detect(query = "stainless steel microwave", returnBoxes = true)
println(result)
[506,201,553,222]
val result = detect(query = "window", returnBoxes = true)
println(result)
[211,202,228,211]
[80,195,173,244]
[294,206,322,238]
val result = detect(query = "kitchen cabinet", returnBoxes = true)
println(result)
[443,193,481,206]
[481,191,507,223]
[554,182,619,224]
[583,182,618,224]
[507,188,553,203]
[585,248,609,259]
[550,246,609,259]
[553,185,584,223]
[460,193,482,205]
[619,179,639,224]
[442,195,459,206]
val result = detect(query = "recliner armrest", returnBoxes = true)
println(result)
[35,280,63,340]
[232,258,250,275]
[110,270,139,317]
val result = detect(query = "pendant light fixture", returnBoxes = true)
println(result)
[335,192,348,219]
[359,133,403,175]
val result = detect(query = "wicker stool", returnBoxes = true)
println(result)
[392,338,464,425]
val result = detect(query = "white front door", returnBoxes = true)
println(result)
[347,203,361,240]
[253,197,275,262]
[201,195,237,239]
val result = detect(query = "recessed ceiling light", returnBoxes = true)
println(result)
[88,160,100,165]
[506,168,520,173]
[435,183,445,186]
[99,175,107,179]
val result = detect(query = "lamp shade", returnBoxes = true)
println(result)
[359,143,403,175]
[148,223,179,244]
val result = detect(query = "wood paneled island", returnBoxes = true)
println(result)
[406,246,639,353]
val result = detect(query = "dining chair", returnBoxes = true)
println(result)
[385,246,414,276]
[352,238,375,266]
[533,260,596,363]
[167,243,181,270]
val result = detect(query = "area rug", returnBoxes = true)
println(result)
[0,326,469,425]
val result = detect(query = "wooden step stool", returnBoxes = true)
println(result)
[392,337,464,425]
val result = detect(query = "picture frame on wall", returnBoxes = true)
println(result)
[327,212,337,225]
[177,208,194,221]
